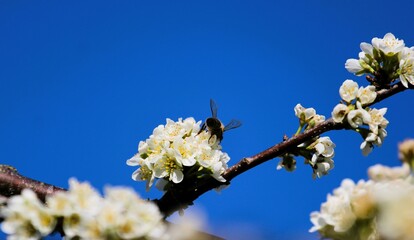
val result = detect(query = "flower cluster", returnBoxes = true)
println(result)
[294,104,325,130]
[332,80,388,156]
[310,163,414,240]
[345,33,414,88]
[277,105,335,178]
[127,117,230,191]
[1,179,168,240]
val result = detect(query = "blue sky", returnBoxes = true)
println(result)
[1,1,413,239]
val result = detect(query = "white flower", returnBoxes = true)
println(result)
[359,128,387,156]
[372,33,405,56]
[368,108,388,135]
[313,137,335,160]
[309,211,327,232]
[349,180,376,219]
[47,191,74,217]
[131,163,155,191]
[277,154,297,172]
[309,114,325,128]
[399,47,414,87]
[368,164,410,182]
[357,85,377,105]
[312,157,334,179]
[339,80,359,103]
[153,152,184,184]
[360,42,374,57]
[332,103,349,123]
[1,189,55,239]
[360,133,377,156]
[67,178,102,215]
[123,198,164,239]
[320,192,357,232]
[347,107,371,129]
[1,180,174,240]
[375,181,414,239]
[345,59,364,75]
[171,137,197,167]
[294,103,316,124]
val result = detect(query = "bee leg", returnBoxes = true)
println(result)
[197,122,206,135]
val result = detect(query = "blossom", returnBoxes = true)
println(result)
[312,157,335,179]
[313,137,335,161]
[360,42,374,57]
[331,103,348,123]
[1,189,56,239]
[357,85,377,105]
[318,188,357,232]
[376,186,414,239]
[276,154,297,172]
[309,211,327,233]
[347,107,371,129]
[368,108,388,135]
[345,59,364,75]
[127,117,231,191]
[360,132,378,156]
[372,33,405,56]
[1,180,194,240]
[368,164,410,182]
[349,181,376,219]
[399,47,414,87]
[294,103,316,124]
[311,161,414,240]
[339,80,359,103]
[153,151,184,184]
[308,114,325,128]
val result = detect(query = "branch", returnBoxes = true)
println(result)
[0,165,65,202]
[155,82,413,217]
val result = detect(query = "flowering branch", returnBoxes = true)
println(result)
[0,84,411,219]
[1,32,413,239]
[155,81,413,217]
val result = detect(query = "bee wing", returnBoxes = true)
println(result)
[210,99,218,118]
[224,119,242,132]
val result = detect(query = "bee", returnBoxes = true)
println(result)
[198,99,242,143]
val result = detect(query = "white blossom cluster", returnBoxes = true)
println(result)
[0,179,169,240]
[127,117,230,191]
[277,105,335,178]
[345,33,414,88]
[332,80,388,156]
[294,104,326,130]
[310,163,414,240]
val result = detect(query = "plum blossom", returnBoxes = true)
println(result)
[294,104,316,124]
[331,103,348,123]
[347,107,371,129]
[372,33,405,56]
[1,180,203,240]
[399,47,414,87]
[127,117,231,190]
[357,85,377,105]
[339,80,359,103]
